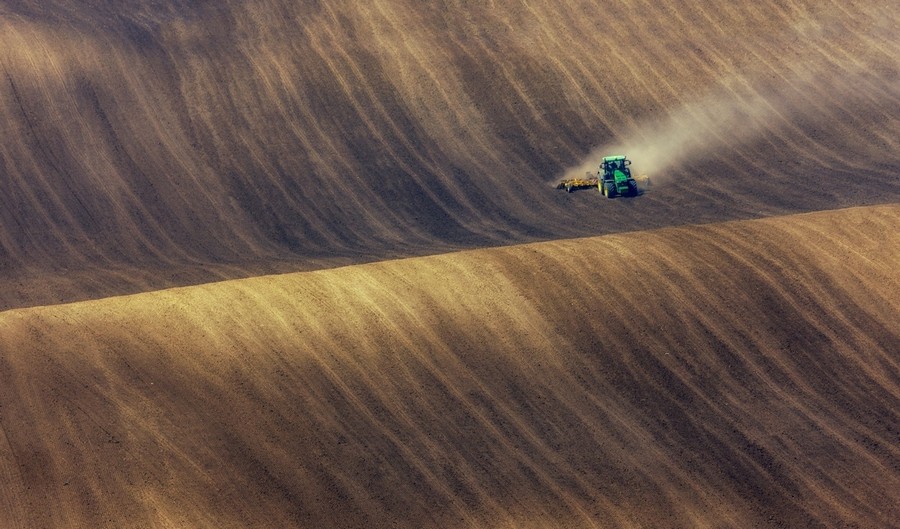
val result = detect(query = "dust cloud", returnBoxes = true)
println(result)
[558,6,900,185]
[556,77,787,184]
[562,62,898,184]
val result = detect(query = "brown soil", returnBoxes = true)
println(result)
[1,205,899,528]
[0,0,898,309]
[0,1,899,527]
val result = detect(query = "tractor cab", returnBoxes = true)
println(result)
[599,155,639,198]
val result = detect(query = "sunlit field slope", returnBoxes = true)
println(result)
[2,0,899,308]
[1,205,897,528]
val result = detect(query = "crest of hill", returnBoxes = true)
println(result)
[1,205,898,528]
[1,0,899,309]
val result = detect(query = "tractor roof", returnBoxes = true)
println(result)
[602,155,627,162]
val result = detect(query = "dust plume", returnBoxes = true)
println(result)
[562,63,899,184]
[556,77,784,184]
[558,5,900,185]
[612,82,783,183]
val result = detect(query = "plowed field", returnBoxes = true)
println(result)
[0,1,898,527]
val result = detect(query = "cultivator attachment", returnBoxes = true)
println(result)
[556,175,599,193]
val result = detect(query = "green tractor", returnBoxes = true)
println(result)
[555,155,646,196]
[598,155,639,198]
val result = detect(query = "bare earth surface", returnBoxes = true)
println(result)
[0,0,898,309]
[0,0,899,527]
[1,205,899,528]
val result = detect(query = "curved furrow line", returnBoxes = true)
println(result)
[0,35,105,257]
[688,236,900,475]
[315,29,494,241]
[296,18,483,246]
[324,255,726,527]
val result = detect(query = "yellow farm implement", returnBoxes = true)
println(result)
[556,175,600,193]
